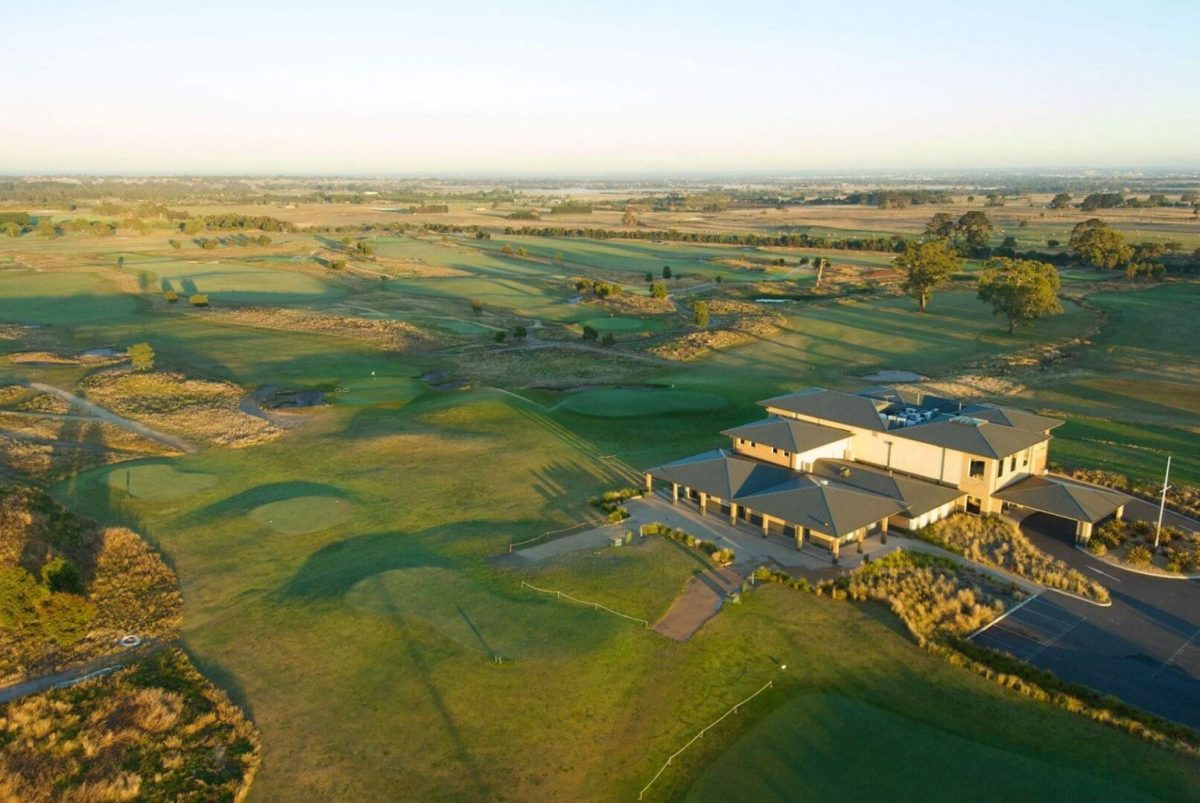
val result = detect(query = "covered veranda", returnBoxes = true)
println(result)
[992,475,1134,544]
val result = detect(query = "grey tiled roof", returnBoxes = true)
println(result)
[993,475,1132,523]
[811,459,964,516]
[892,417,1048,459]
[721,418,851,454]
[758,388,888,432]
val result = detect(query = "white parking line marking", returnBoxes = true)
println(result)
[1086,565,1121,582]
[1013,603,1084,630]
[1153,628,1200,680]
[1026,618,1085,661]
[968,592,1043,640]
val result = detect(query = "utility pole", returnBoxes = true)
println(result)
[1154,455,1172,549]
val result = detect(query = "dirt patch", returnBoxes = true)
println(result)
[204,306,440,352]
[80,370,282,449]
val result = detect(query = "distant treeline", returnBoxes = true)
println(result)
[182,214,296,233]
[502,225,910,252]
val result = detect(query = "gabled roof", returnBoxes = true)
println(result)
[721,418,851,455]
[811,459,964,516]
[757,387,887,432]
[735,476,905,537]
[647,449,793,500]
[993,475,1132,524]
[893,416,1047,459]
[961,404,1065,433]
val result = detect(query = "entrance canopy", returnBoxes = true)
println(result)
[993,475,1132,525]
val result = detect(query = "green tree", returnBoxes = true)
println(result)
[41,557,82,595]
[163,290,179,303]
[650,281,667,299]
[470,298,484,315]
[127,342,155,371]
[661,265,672,279]
[2,222,20,237]
[923,212,955,240]
[581,325,599,341]
[622,208,638,227]
[1070,223,1132,269]
[977,258,1063,333]
[35,219,58,239]
[601,332,615,347]
[1049,193,1072,209]
[512,325,527,339]
[116,256,125,269]
[494,330,506,343]
[894,239,959,312]
[168,238,181,250]
[694,301,710,328]
[257,234,272,246]
[644,271,653,282]
[956,211,992,249]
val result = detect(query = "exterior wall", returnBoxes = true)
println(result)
[730,435,851,470]
[730,437,795,469]
[894,499,960,531]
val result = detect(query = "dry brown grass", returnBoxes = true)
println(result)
[81,370,281,448]
[919,514,1109,602]
[0,648,260,803]
[649,315,782,362]
[0,491,181,684]
[0,413,174,479]
[818,550,1008,644]
[208,305,440,352]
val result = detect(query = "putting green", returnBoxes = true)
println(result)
[101,463,218,501]
[581,316,664,334]
[556,389,726,418]
[250,495,353,535]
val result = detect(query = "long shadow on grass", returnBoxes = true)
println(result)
[280,531,451,600]
[178,481,356,529]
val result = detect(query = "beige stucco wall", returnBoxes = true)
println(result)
[731,435,851,470]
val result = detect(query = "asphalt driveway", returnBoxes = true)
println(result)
[972,512,1200,729]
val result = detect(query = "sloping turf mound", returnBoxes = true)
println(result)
[556,389,725,418]
[250,495,353,535]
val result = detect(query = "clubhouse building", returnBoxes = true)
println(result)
[644,387,1131,560]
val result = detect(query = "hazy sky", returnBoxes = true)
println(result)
[3,0,1197,174]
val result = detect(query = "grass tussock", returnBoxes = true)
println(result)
[918,513,1109,602]
[817,550,1008,643]
[81,370,281,448]
[0,648,260,803]
[1091,517,1200,574]
[1066,466,1200,521]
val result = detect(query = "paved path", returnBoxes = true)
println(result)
[515,526,624,562]
[653,562,745,641]
[26,382,196,453]
[0,641,163,704]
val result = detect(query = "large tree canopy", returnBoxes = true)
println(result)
[977,257,1063,333]
[956,211,992,249]
[895,239,959,312]
[923,212,955,241]
[1069,220,1132,269]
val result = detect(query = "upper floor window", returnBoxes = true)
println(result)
[1010,456,1017,472]
[969,459,986,479]
[1022,451,1029,467]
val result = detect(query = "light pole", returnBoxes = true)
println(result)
[1154,455,1172,549]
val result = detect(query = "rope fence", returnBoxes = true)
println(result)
[638,680,775,800]
[519,581,649,627]
[508,522,587,553]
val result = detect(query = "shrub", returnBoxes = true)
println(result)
[606,507,629,523]
[1086,540,1108,556]
[818,550,1006,643]
[40,557,82,595]
[494,331,506,343]
[581,325,599,341]
[35,593,94,645]
[601,333,615,347]
[189,294,209,307]
[127,342,155,372]
[640,521,734,565]
[1125,544,1152,567]
[163,290,179,303]
[918,514,1108,603]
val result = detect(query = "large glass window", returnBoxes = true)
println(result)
[969,459,986,479]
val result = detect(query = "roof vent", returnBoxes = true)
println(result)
[950,416,986,427]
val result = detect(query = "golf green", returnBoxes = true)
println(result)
[249,495,353,535]
[101,463,218,501]
[556,388,727,417]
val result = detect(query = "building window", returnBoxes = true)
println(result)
[1010,456,1017,473]
[771,447,778,454]
[783,451,790,458]
[749,441,756,448]
[969,459,986,479]
[1022,451,1029,467]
